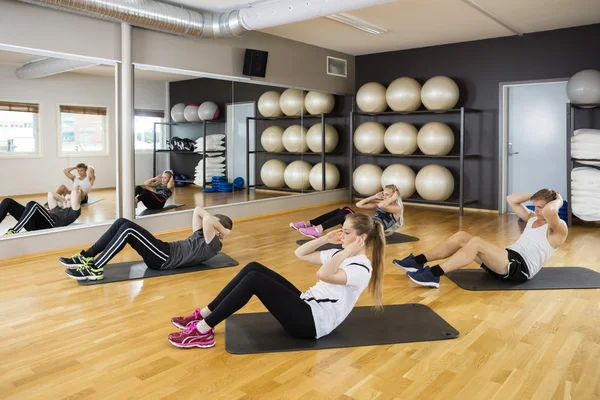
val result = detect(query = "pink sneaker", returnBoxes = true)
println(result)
[171,308,203,330]
[168,322,215,349]
[299,226,321,239]
[289,221,307,231]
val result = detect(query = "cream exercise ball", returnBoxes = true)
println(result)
[354,122,386,154]
[417,122,455,156]
[353,164,383,195]
[183,104,201,122]
[258,91,283,117]
[309,162,340,190]
[279,88,306,116]
[356,82,387,112]
[305,91,335,115]
[260,159,287,188]
[306,123,339,153]
[381,164,416,198]
[421,76,460,111]
[384,122,418,154]
[260,126,285,152]
[282,125,308,153]
[386,77,422,111]
[284,160,312,190]
[171,103,186,123]
[415,164,455,201]
[566,69,600,107]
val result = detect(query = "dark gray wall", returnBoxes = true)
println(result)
[356,24,600,210]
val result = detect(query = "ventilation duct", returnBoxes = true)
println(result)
[15,58,99,80]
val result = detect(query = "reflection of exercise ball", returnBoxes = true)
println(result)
[386,77,421,111]
[305,91,335,115]
[260,126,285,152]
[306,123,339,153]
[258,91,283,117]
[567,69,600,107]
[309,162,340,190]
[198,101,220,120]
[354,122,386,154]
[284,160,312,190]
[280,88,305,116]
[282,125,308,152]
[384,122,418,154]
[356,82,387,112]
[353,164,383,195]
[260,159,287,188]
[381,164,416,198]
[171,103,186,122]
[421,76,459,111]
[417,122,455,155]
[184,104,201,122]
[415,164,454,201]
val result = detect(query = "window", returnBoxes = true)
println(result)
[0,101,40,156]
[134,110,165,151]
[59,105,108,155]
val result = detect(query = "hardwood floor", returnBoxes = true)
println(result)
[0,203,599,399]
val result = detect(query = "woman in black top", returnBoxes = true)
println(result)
[135,170,175,210]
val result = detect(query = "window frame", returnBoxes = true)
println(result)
[57,103,110,157]
[134,109,166,154]
[0,100,42,159]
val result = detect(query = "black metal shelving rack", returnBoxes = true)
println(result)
[349,107,480,216]
[245,113,340,194]
[565,102,600,226]
[153,120,225,188]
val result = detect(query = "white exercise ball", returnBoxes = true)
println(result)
[381,164,416,198]
[282,125,308,153]
[280,88,306,116]
[258,91,283,117]
[354,122,386,154]
[353,164,383,195]
[306,123,339,153]
[356,82,387,112]
[171,103,186,123]
[384,122,418,154]
[421,76,460,111]
[284,160,312,190]
[305,91,335,115]
[183,104,201,122]
[309,162,340,190]
[567,69,600,107]
[260,126,285,152]
[260,159,287,188]
[198,101,220,120]
[415,164,455,201]
[386,77,422,111]
[417,122,455,156]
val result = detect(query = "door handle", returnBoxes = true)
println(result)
[508,142,519,156]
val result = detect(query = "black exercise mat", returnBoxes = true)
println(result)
[137,203,184,216]
[78,252,238,286]
[225,304,459,354]
[446,267,600,291]
[296,232,419,250]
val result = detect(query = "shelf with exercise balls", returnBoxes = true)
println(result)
[350,78,479,216]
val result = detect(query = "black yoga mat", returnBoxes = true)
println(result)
[137,203,185,216]
[296,232,419,250]
[77,252,238,286]
[224,304,459,354]
[446,267,600,291]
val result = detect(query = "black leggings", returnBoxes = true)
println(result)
[310,206,354,231]
[83,217,170,269]
[135,186,166,209]
[0,199,56,232]
[204,262,316,339]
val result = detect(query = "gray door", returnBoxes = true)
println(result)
[507,82,568,211]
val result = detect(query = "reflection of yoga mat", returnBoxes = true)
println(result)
[296,232,419,250]
[446,267,600,291]
[78,252,238,286]
[137,204,184,216]
[81,198,104,207]
[225,304,459,354]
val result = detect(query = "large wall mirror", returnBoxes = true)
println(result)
[0,48,118,237]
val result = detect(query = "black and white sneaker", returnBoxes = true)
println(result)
[64,262,104,281]
[59,252,91,269]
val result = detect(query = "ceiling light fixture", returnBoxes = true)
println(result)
[325,12,388,35]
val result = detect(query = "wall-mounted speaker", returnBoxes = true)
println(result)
[243,49,269,78]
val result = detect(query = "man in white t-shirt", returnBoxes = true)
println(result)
[53,163,96,205]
